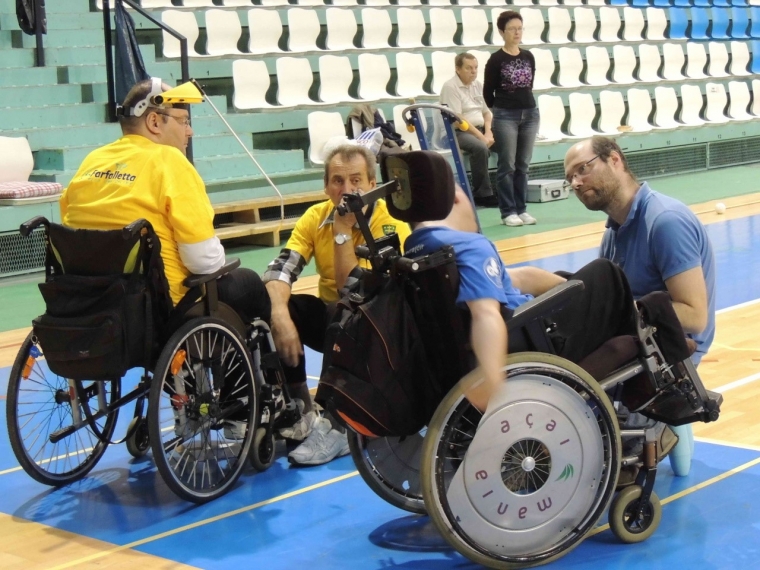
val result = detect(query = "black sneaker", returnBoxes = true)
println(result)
[474,195,499,208]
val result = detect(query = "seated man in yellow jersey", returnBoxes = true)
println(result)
[263,144,411,466]
[61,78,270,338]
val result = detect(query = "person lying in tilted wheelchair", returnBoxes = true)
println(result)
[317,150,722,568]
[6,78,302,503]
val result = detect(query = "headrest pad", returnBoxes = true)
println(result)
[380,151,455,223]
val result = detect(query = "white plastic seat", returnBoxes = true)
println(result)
[568,92,599,137]
[325,8,357,51]
[248,9,283,54]
[205,9,243,56]
[287,8,321,52]
[428,0,452,4]
[258,0,289,5]
[686,42,708,79]
[598,89,626,135]
[396,52,429,98]
[573,7,597,43]
[461,8,489,47]
[331,0,357,5]
[638,44,662,82]
[137,0,173,7]
[622,7,645,41]
[557,47,584,87]
[394,105,420,150]
[626,88,653,132]
[519,8,545,45]
[232,59,273,109]
[222,0,255,5]
[307,111,347,165]
[531,48,556,90]
[358,53,399,99]
[397,8,425,49]
[598,7,621,43]
[753,80,760,115]
[653,86,680,129]
[612,45,637,84]
[297,0,326,6]
[707,42,730,77]
[397,0,422,4]
[536,95,566,142]
[431,51,456,95]
[276,57,317,106]
[585,46,611,87]
[680,84,706,126]
[705,82,730,123]
[469,50,492,85]
[662,43,686,80]
[547,7,572,44]
[727,80,753,120]
[182,0,214,6]
[0,136,34,182]
[365,0,391,5]
[430,8,458,47]
[161,10,202,58]
[360,8,392,49]
[730,41,752,76]
[318,55,358,104]
[645,7,667,41]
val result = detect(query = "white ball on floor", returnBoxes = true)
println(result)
[715,202,726,215]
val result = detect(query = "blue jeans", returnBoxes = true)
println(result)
[491,107,540,218]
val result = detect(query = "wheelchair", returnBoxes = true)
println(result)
[5,217,299,503]
[333,151,723,568]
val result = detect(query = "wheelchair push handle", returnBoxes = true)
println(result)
[19,216,49,237]
[122,219,155,240]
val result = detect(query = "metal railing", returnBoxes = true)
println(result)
[33,0,44,66]
[101,0,193,161]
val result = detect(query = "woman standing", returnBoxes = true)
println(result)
[483,11,540,227]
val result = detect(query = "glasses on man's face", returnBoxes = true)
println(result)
[154,111,191,128]
[563,154,601,190]
[504,26,523,33]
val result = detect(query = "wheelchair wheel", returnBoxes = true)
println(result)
[348,430,427,515]
[609,486,662,543]
[148,317,257,503]
[249,427,276,471]
[126,416,150,458]
[6,332,120,486]
[421,353,621,569]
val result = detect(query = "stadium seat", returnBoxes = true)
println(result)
[536,95,566,142]
[332,0,358,5]
[585,46,611,86]
[531,48,556,90]
[598,89,626,135]
[623,7,645,41]
[653,86,681,129]
[705,82,730,123]
[247,9,283,55]
[258,0,289,5]
[325,8,358,51]
[276,57,317,106]
[731,7,750,38]
[397,8,426,49]
[573,7,597,43]
[686,42,708,78]
[287,9,321,52]
[753,79,760,115]
[627,88,654,132]
[430,8,458,47]
[360,9,392,49]
[232,59,274,109]
[729,41,751,75]
[668,8,689,39]
[710,8,731,39]
[646,8,668,40]
[568,92,599,137]
[547,7,572,44]
[612,44,638,84]
[519,8,546,45]
[727,80,753,119]
[752,41,760,73]
[365,0,391,5]
[708,42,730,77]
[557,47,584,87]
[431,51,456,95]
[680,84,707,126]
[307,111,347,165]
[638,44,663,82]
[750,7,760,38]
[396,52,429,98]
[469,50,491,84]
[690,8,710,40]
[318,55,358,104]
[461,8,489,46]
[599,7,622,42]
[662,42,687,79]
[358,53,400,99]
[205,9,242,56]
[161,10,202,58]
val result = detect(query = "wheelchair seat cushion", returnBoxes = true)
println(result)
[577,335,639,382]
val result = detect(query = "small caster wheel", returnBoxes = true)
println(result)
[126,416,150,458]
[609,485,662,543]
[249,427,276,471]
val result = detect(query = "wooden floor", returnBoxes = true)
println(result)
[0,194,759,569]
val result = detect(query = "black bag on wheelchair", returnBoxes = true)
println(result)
[30,222,169,381]
[317,274,431,438]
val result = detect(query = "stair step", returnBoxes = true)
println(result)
[2,103,107,129]
[0,66,60,87]
[0,83,106,107]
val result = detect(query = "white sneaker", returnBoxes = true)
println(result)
[519,212,537,225]
[279,410,317,442]
[287,417,350,466]
[502,214,523,226]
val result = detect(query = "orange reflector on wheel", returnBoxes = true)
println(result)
[171,349,187,375]
[22,355,36,380]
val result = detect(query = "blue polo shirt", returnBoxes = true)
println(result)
[599,183,716,364]
[405,226,533,310]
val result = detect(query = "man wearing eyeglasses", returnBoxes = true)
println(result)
[61,78,270,324]
[564,135,716,478]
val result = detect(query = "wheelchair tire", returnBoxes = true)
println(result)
[6,332,121,486]
[126,416,150,458]
[249,427,276,471]
[421,353,621,569]
[609,486,662,544]
[348,430,427,515]
[148,317,257,503]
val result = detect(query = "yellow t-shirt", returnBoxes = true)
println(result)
[60,135,216,304]
[285,199,411,302]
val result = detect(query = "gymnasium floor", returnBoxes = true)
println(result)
[0,189,759,569]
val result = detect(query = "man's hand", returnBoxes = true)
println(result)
[465,298,508,411]
[270,310,303,367]
[484,129,495,148]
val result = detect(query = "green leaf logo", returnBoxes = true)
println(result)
[556,464,575,482]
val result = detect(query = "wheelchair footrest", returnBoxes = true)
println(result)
[639,385,722,426]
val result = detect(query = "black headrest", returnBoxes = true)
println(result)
[380,151,455,223]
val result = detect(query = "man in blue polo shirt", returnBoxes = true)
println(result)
[565,135,716,476]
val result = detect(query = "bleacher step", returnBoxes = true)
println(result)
[2,103,107,129]
[0,83,108,107]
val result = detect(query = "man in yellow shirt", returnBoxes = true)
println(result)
[61,78,270,325]
[263,144,411,465]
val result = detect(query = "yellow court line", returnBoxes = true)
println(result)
[47,470,360,570]
[588,456,760,537]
